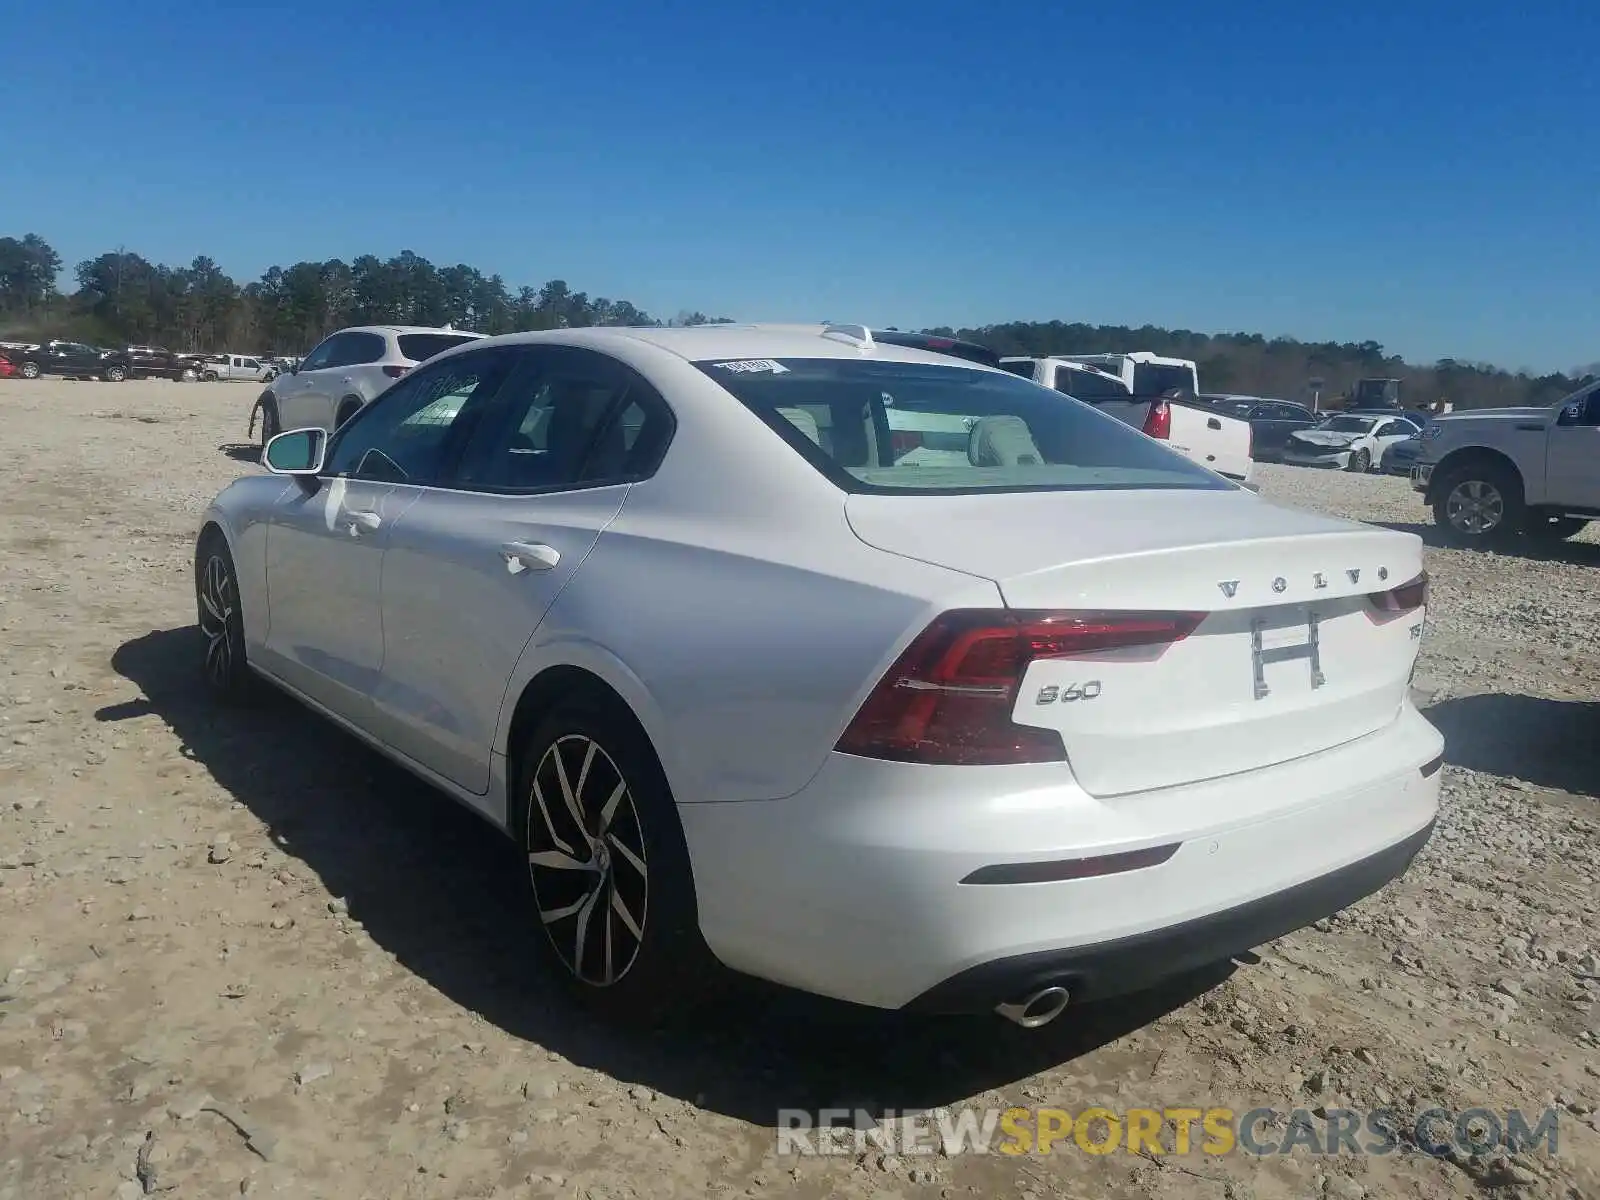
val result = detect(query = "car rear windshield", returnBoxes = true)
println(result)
[397,333,479,362]
[695,358,1233,495]
[1131,363,1196,396]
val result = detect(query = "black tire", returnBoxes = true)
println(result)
[203,371,219,382]
[1523,514,1588,542]
[514,689,718,1024]
[1347,447,1371,473]
[103,364,127,382]
[195,531,254,703]
[258,398,280,444]
[19,361,40,379]
[335,398,362,429]
[1432,462,1524,544]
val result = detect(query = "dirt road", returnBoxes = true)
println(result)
[1,377,1596,1199]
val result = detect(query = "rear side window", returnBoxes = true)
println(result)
[1053,365,1130,402]
[341,332,387,366]
[398,333,480,363]
[998,360,1036,379]
[696,358,1231,496]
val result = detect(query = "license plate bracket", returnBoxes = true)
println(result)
[1251,610,1324,700]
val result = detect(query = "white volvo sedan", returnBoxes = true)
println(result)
[195,323,1443,1028]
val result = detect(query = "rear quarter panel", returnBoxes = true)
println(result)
[496,482,1001,807]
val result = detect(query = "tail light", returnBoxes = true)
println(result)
[1366,571,1428,621]
[1142,400,1172,439]
[382,364,411,379]
[835,609,1204,765]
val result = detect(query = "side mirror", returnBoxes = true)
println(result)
[288,362,299,375]
[263,428,327,475]
[1556,403,1584,427]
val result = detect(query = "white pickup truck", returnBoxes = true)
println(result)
[200,353,273,383]
[1410,378,1600,543]
[997,354,1255,483]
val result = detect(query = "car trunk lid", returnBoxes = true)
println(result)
[845,489,1426,796]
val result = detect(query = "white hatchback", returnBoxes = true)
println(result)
[197,322,1443,1027]
[258,325,485,440]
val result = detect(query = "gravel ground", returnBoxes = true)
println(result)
[1,378,1597,1200]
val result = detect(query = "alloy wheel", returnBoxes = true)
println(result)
[198,553,236,686]
[1445,479,1503,535]
[525,734,649,986]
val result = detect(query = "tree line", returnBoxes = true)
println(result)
[1,232,1590,411]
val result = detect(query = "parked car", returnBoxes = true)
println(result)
[999,356,1253,482]
[252,325,487,441]
[1281,413,1422,473]
[197,321,1441,1026]
[10,340,134,381]
[1410,378,1600,543]
[1204,396,1320,462]
[125,345,206,381]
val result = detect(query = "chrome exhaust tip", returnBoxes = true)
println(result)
[995,985,1071,1029]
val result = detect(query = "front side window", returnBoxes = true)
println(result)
[324,350,512,485]
[299,336,339,372]
[696,358,1232,495]
[454,347,674,492]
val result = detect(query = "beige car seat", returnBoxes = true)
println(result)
[969,415,1043,466]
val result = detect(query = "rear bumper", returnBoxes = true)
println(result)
[906,817,1433,1012]
[679,702,1443,1011]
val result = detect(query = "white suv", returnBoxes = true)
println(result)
[257,325,486,439]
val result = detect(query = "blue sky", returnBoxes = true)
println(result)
[2,0,1595,372]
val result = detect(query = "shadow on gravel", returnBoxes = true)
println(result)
[1379,521,1600,567]
[96,625,1224,1125]
[1428,693,1600,798]
[220,443,261,464]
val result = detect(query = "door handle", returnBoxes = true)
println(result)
[501,542,560,573]
[1207,417,1222,430]
[345,510,382,536]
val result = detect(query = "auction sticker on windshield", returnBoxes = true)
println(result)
[712,360,789,374]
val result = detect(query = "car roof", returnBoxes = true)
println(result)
[334,325,489,337]
[440,323,1012,371]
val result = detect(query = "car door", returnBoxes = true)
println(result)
[1545,383,1600,507]
[60,343,94,374]
[274,334,343,429]
[259,349,513,726]
[1371,418,1411,464]
[371,344,674,802]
